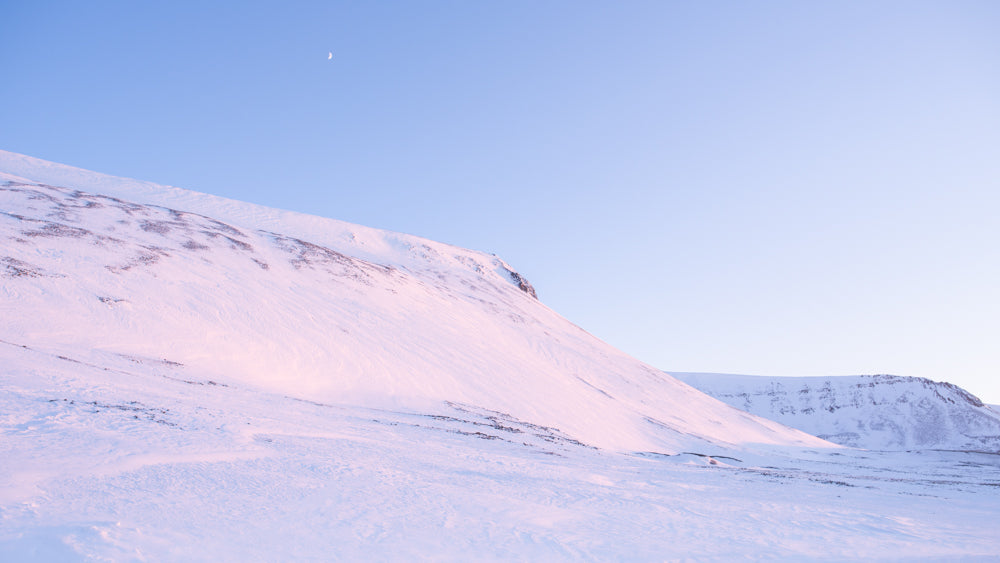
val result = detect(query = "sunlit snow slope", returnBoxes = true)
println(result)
[0,150,828,454]
[674,372,1000,451]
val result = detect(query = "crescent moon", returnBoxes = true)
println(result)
[328,52,333,60]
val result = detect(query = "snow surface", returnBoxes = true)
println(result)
[2,150,999,560]
[673,372,1000,452]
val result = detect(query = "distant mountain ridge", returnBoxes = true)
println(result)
[673,372,1000,452]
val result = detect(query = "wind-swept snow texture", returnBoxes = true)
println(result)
[2,150,999,561]
[674,372,1000,452]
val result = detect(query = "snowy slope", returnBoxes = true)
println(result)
[3,151,999,560]
[673,372,1000,451]
[0,150,827,454]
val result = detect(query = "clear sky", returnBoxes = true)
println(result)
[3,1,1000,403]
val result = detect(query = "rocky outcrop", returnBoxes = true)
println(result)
[506,269,537,299]
[493,257,537,299]
[674,372,1000,452]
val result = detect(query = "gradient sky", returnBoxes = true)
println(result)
[3,1,999,402]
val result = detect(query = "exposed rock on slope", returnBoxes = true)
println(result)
[673,372,1000,451]
[495,257,538,299]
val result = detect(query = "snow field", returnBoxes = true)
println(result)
[2,150,999,560]
[3,343,999,561]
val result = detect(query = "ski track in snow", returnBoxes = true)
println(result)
[1,151,999,561]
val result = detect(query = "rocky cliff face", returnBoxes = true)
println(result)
[673,373,1000,452]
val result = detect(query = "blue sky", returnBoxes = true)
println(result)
[3,1,1000,402]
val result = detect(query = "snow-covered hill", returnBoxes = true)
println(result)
[673,372,1000,451]
[0,149,827,455]
[3,150,999,560]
